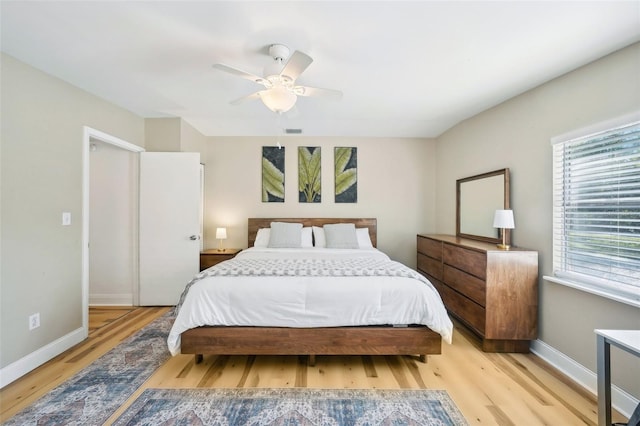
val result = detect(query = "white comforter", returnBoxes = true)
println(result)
[167,247,453,355]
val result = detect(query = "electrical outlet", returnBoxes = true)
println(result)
[29,313,40,330]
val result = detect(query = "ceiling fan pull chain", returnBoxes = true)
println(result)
[276,112,283,149]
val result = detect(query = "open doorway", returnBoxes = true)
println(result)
[81,127,144,336]
[89,139,138,305]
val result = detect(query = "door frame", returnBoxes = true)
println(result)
[81,126,144,335]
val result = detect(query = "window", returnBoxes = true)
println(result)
[550,116,640,308]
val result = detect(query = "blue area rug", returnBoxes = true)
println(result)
[4,313,174,426]
[114,388,468,425]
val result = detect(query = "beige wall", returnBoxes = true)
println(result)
[145,118,181,151]
[180,119,208,155]
[145,117,208,155]
[435,43,640,397]
[0,53,145,370]
[202,136,437,267]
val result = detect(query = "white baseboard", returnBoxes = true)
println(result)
[531,339,639,418]
[0,327,87,389]
[89,293,133,306]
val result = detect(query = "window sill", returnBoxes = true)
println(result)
[543,275,640,309]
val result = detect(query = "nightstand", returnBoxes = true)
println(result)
[200,248,241,271]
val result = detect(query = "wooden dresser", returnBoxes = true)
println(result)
[417,234,538,352]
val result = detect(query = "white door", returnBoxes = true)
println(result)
[139,152,201,306]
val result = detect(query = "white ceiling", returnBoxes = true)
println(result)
[2,1,639,138]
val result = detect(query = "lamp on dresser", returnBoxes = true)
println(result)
[215,227,227,251]
[493,209,514,250]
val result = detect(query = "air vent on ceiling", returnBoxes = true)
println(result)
[284,128,303,134]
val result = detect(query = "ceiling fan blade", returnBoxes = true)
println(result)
[230,91,262,105]
[295,85,343,100]
[213,63,265,85]
[280,51,313,81]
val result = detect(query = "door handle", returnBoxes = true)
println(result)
[189,235,200,240]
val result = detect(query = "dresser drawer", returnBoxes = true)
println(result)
[417,236,442,260]
[417,253,443,280]
[431,281,486,335]
[443,265,486,307]
[443,244,487,279]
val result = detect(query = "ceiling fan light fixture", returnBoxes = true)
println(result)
[214,43,341,113]
[260,86,297,113]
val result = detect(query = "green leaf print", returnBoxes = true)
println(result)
[335,147,357,196]
[298,147,321,202]
[262,156,284,201]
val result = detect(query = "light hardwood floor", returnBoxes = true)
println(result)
[0,306,627,425]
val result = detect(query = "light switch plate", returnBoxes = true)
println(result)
[62,212,71,226]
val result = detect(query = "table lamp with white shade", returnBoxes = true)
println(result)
[493,209,514,250]
[216,227,227,251]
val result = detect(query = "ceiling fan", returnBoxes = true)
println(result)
[213,44,343,113]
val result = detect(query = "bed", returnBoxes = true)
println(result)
[169,218,453,365]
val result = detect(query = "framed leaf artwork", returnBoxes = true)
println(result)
[262,146,285,202]
[335,147,357,203]
[298,146,321,203]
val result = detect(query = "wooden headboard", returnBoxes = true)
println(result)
[248,218,377,248]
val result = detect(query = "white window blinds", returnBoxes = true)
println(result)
[551,120,640,304]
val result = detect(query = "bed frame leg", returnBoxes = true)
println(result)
[419,354,427,363]
[308,355,316,366]
[194,354,203,364]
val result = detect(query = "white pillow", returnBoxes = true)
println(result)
[301,227,313,248]
[324,223,359,249]
[312,226,326,248]
[254,228,270,247]
[356,227,374,248]
[314,226,373,248]
[256,226,311,248]
[268,222,303,248]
